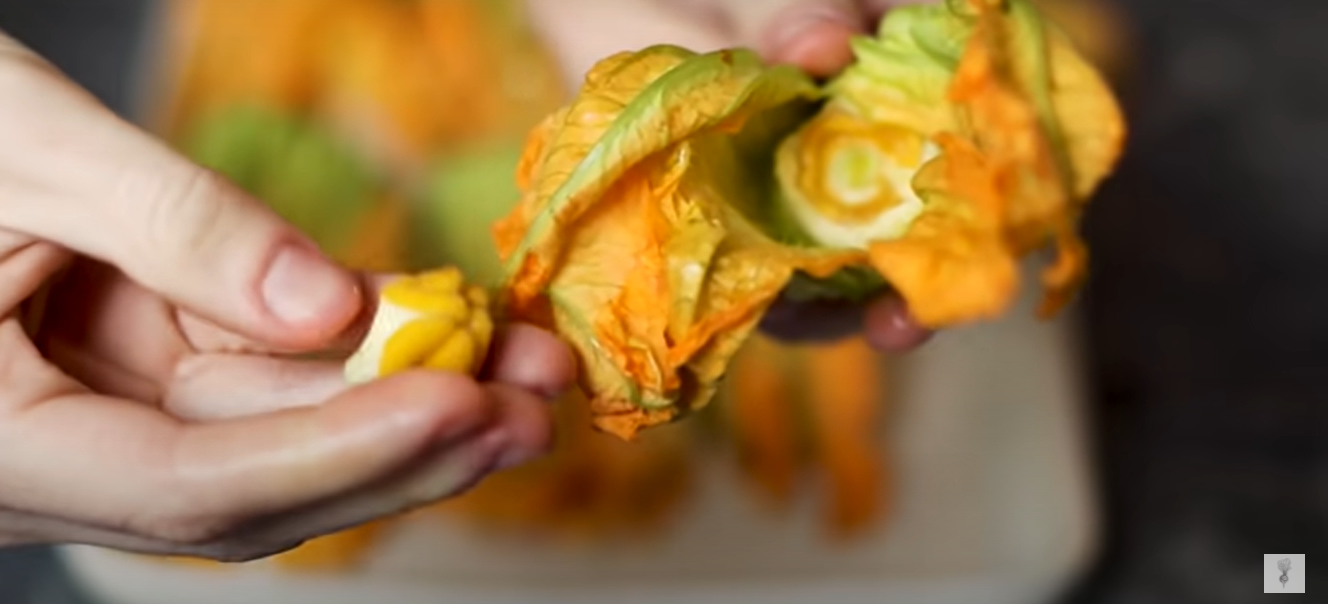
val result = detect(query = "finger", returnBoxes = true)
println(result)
[0,228,72,317]
[0,369,496,545]
[163,323,574,422]
[234,383,554,547]
[231,434,504,552]
[162,355,347,421]
[0,507,180,553]
[526,0,734,88]
[713,0,868,77]
[36,381,557,560]
[480,323,577,400]
[860,0,937,25]
[33,259,183,401]
[0,506,303,562]
[0,49,361,351]
[34,260,358,409]
[759,296,865,342]
[171,271,391,357]
[483,383,558,470]
[48,267,383,401]
[161,327,572,425]
[862,295,934,352]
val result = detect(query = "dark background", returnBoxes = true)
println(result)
[0,1,1323,603]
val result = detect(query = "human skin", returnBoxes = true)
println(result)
[0,31,574,561]
[0,0,933,562]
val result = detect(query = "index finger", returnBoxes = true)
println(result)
[712,0,868,77]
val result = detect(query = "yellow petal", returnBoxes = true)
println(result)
[344,267,493,383]
[423,327,479,375]
[381,316,460,375]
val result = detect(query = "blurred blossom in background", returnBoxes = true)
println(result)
[0,1,1324,604]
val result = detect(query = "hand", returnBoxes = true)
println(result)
[525,0,936,352]
[0,34,574,561]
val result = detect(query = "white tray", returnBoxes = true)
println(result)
[59,275,1099,604]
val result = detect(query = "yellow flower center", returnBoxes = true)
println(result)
[382,267,489,314]
[344,267,494,384]
[794,110,926,226]
[777,107,935,248]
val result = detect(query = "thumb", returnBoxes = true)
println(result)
[106,161,363,350]
[713,0,868,77]
[525,0,735,89]
[0,49,361,350]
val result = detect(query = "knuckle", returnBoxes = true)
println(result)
[132,167,228,248]
[114,166,236,273]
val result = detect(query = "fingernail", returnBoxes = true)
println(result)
[261,244,358,327]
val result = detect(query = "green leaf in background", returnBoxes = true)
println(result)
[181,104,382,256]
[412,139,526,287]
